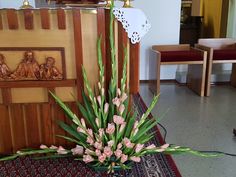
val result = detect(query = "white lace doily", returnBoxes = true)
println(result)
[113,8,151,44]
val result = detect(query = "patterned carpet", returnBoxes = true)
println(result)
[0,94,181,177]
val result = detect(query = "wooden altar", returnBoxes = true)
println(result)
[0,8,140,154]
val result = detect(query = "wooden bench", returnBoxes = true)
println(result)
[150,44,207,96]
[196,38,236,96]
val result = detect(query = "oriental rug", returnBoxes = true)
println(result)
[0,93,181,177]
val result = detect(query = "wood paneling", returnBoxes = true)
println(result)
[10,104,26,151]
[0,12,3,30]
[40,9,50,29]
[1,88,12,105]
[97,8,106,88]
[6,9,19,29]
[54,104,66,145]
[118,22,128,88]
[23,9,34,30]
[57,8,66,29]
[40,104,53,145]
[73,9,84,101]
[105,9,112,91]
[0,105,12,154]
[130,43,140,94]
[24,104,40,147]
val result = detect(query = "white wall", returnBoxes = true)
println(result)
[116,0,181,80]
[0,0,35,8]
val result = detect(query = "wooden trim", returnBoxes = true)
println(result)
[23,9,34,30]
[97,8,106,88]
[1,88,12,105]
[47,87,55,104]
[40,9,50,29]
[0,12,3,30]
[73,9,84,101]
[0,79,76,88]
[118,21,128,88]
[57,8,66,30]
[231,63,236,87]
[105,9,112,91]
[130,43,140,94]
[6,9,19,29]
[213,60,236,64]
[161,61,204,65]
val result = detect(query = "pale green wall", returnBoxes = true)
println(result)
[227,0,236,37]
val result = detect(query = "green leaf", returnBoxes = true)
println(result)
[50,92,81,126]
[124,112,137,138]
[57,121,87,145]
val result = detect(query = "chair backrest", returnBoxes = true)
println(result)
[152,44,190,52]
[198,38,236,49]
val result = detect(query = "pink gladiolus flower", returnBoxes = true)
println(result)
[107,140,114,147]
[112,97,121,107]
[50,145,58,150]
[123,138,134,148]
[83,155,94,163]
[77,127,85,134]
[57,146,68,155]
[86,136,94,145]
[146,144,156,150]
[101,88,105,96]
[81,118,86,128]
[117,88,121,96]
[161,144,170,149]
[97,95,102,106]
[85,148,94,155]
[113,115,124,125]
[104,146,113,158]
[119,104,125,115]
[133,121,139,130]
[119,122,126,133]
[155,148,165,152]
[115,149,122,158]
[117,143,122,149]
[71,145,84,155]
[95,149,101,156]
[98,153,106,163]
[120,93,128,102]
[130,156,141,162]
[106,123,115,134]
[94,142,103,150]
[40,144,48,149]
[98,82,101,90]
[120,154,128,163]
[96,118,99,127]
[133,128,139,136]
[99,128,104,137]
[135,144,144,153]
[104,103,109,114]
[87,128,93,138]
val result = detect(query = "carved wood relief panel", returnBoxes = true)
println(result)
[0,47,65,81]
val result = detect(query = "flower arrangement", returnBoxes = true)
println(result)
[0,1,220,174]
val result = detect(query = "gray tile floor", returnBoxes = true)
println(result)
[140,83,236,177]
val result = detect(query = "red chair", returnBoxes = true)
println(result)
[149,44,207,96]
[196,38,236,96]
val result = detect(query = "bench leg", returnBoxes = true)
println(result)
[186,64,206,97]
[231,63,236,87]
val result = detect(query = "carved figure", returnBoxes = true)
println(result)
[0,53,11,80]
[39,57,63,80]
[11,51,40,80]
